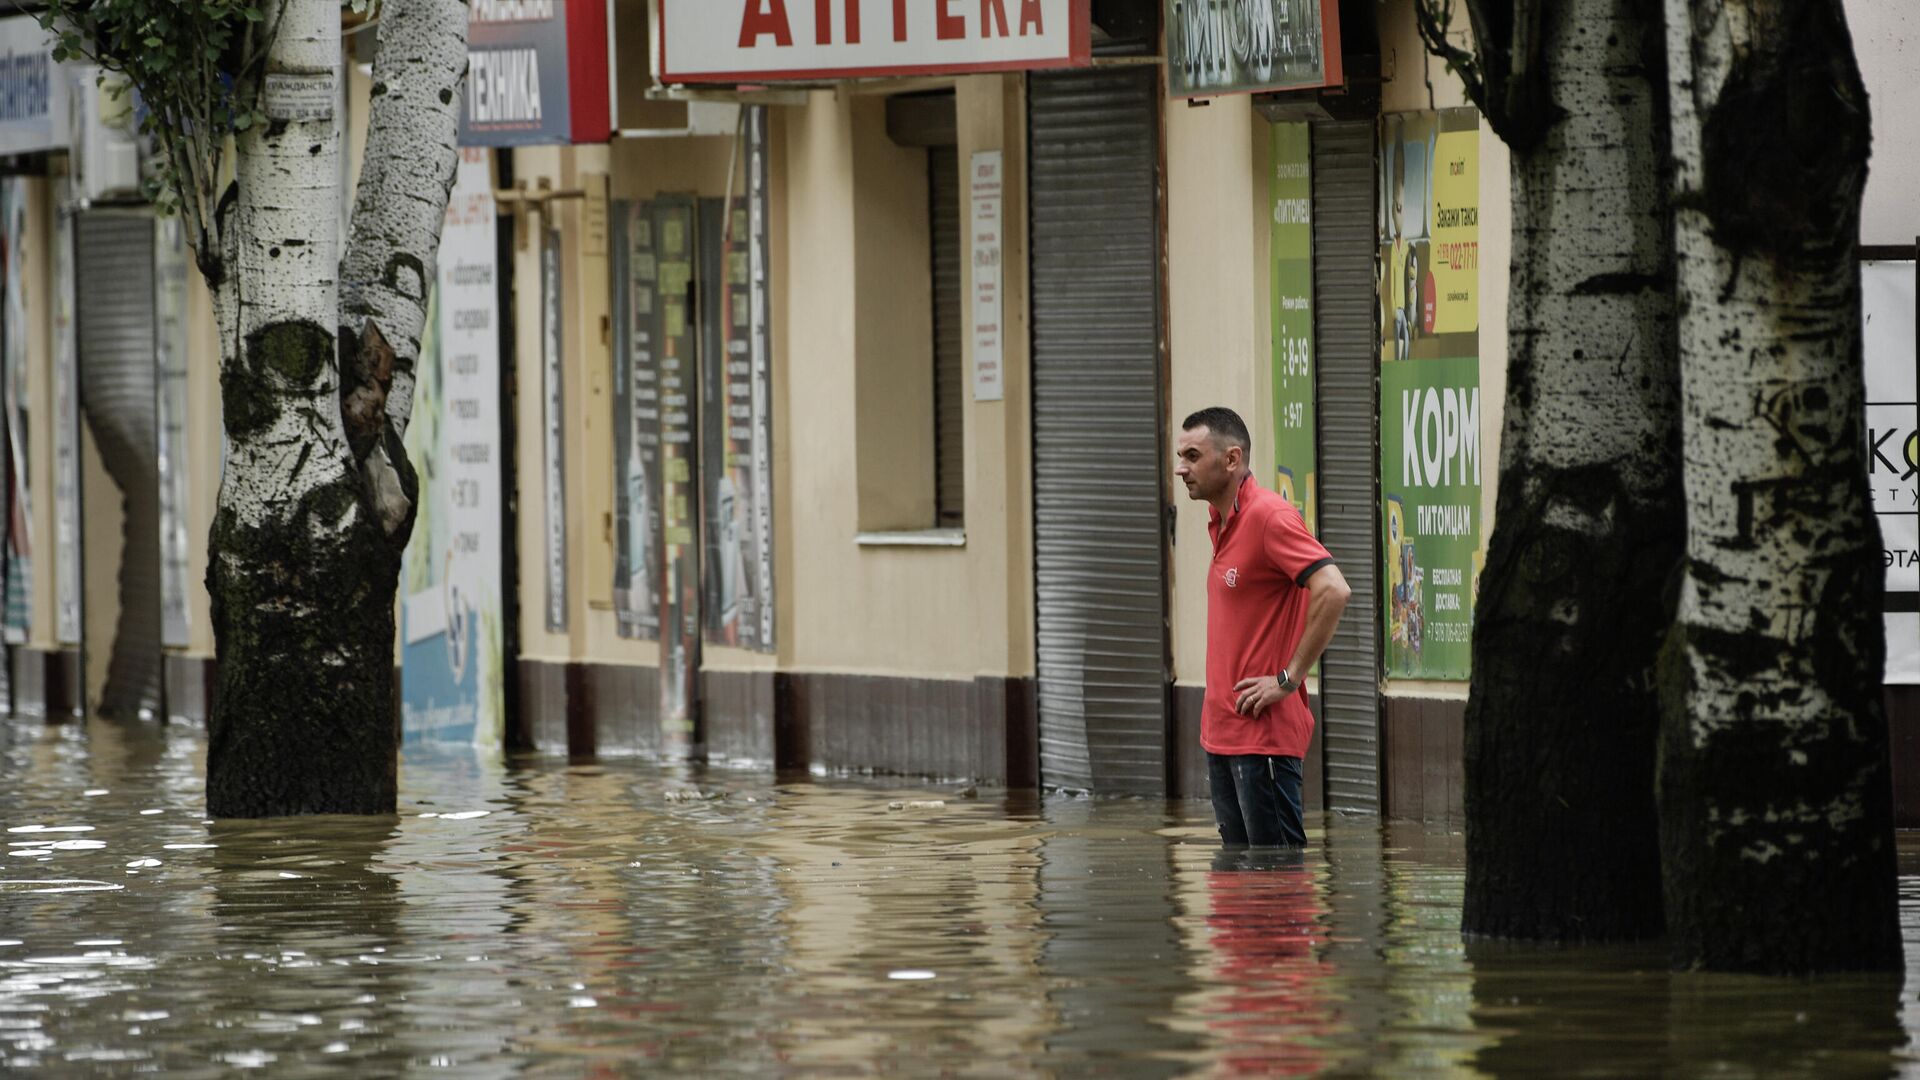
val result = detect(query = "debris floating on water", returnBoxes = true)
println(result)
[888,801,947,811]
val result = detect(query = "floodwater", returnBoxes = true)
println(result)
[3,717,1920,1077]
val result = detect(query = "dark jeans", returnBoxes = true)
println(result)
[1207,752,1307,848]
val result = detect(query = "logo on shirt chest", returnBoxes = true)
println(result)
[1223,568,1241,588]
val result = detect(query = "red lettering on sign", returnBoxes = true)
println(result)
[739,0,794,47]
[1020,0,1043,34]
[846,0,861,43]
[981,0,1009,37]
[815,0,831,43]
[893,0,907,41]
[937,0,965,39]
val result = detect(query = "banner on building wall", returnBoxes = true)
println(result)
[1,179,31,644]
[657,0,1090,83]
[655,196,701,753]
[1270,121,1315,533]
[51,207,79,646]
[460,0,611,147]
[612,200,663,641]
[970,150,1005,402]
[1865,259,1919,684]
[154,218,192,648]
[0,16,71,155]
[403,148,507,746]
[698,196,773,651]
[1166,0,1343,98]
[1380,108,1482,681]
[541,225,568,634]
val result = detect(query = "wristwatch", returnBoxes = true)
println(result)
[1277,669,1297,693]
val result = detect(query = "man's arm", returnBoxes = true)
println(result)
[1285,562,1351,681]
[1232,563,1353,716]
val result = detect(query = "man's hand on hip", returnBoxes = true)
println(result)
[1233,676,1285,716]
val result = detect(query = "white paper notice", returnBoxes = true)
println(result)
[970,150,1004,402]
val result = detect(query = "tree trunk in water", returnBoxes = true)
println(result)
[1660,0,1899,972]
[207,0,404,817]
[205,0,467,818]
[1461,0,1682,941]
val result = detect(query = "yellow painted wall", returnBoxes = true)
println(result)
[776,77,1034,680]
[1167,94,1265,693]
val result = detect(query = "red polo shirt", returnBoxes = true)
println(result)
[1204,473,1334,758]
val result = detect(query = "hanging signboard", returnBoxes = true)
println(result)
[51,207,80,647]
[613,200,663,641]
[1,179,30,645]
[657,0,1091,83]
[655,196,702,754]
[0,16,71,155]
[460,0,611,147]
[747,107,777,651]
[1379,108,1482,681]
[970,150,1005,402]
[403,148,507,746]
[1865,259,1918,684]
[1270,122,1315,533]
[154,218,192,648]
[1165,0,1343,99]
[541,225,568,633]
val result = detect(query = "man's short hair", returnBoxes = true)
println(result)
[1182,406,1251,455]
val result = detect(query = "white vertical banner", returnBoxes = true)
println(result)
[51,207,80,646]
[970,150,1005,402]
[402,148,506,746]
[1865,260,1918,683]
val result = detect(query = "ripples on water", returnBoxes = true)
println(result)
[1,715,1917,1076]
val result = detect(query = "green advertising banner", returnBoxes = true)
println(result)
[1271,122,1316,533]
[1380,108,1484,681]
[1381,357,1483,679]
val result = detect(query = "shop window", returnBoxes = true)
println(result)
[928,143,966,529]
[852,91,965,541]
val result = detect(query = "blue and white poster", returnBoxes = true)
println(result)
[403,148,506,745]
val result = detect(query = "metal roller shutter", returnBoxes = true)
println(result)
[929,144,965,528]
[74,213,163,721]
[1310,121,1382,811]
[1029,68,1167,794]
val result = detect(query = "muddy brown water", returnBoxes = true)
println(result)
[2,715,1917,1076]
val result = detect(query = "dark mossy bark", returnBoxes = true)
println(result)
[205,319,416,818]
[1450,0,1682,943]
[1463,463,1680,941]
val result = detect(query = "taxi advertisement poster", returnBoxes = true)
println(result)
[1379,108,1484,680]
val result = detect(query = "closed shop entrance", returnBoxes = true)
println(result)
[1028,68,1168,795]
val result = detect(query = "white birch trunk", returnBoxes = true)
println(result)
[1661,0,1898,972]
[1458,0,1680,942]
[205,0,467,817]
[339,0,469,535]
[221,0,350,534]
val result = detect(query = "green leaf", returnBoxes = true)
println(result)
[144,36,164,47]
[232,112,252,131]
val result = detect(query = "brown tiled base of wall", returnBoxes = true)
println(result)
[1889,686,1920,826]
[8,646,83,720]
[513,659,662,758]
[1383,697,1465,825]
[774,672,1038,786]
[162,654,216,724]
[702,669,776,765]
[1172,684,1326,807]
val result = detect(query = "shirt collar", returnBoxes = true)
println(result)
[1207,471,1258,528]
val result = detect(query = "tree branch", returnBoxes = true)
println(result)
[1414,0,1490,111]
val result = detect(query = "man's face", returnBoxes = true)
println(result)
[1175,426,1241,503]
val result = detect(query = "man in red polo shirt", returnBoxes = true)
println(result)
[1177,407,1351,848]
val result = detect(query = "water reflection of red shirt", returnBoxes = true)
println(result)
[1206,859,1333,1076]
